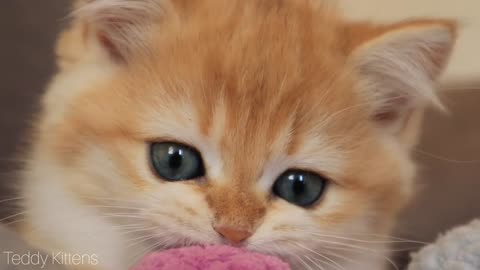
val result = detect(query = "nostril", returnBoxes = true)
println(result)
[214,225,253,244]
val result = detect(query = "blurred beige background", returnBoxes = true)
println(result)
[341,0,480,82]
[0,1,479,269]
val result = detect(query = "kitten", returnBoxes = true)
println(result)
[16,0,456,269]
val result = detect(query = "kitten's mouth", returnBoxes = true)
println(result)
[148,235,260,254]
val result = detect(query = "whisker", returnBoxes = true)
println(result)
[303,231,427,245]
[304,255,326,270]
[303,255,325,270]
[293,253,314,270]
[294,242,345,270]
[279,234,400,270]
[0,197,24,205]
[322,250,363,267]
[84,204,147,212]
[115,223,149,229]
[0,210,27,223]
[2,217,25,227]
[117,226,156,237]
[321,245,399,270]
[321,95,409,127]
[290,228,428,244]
[127,239,166,269]
[414,148,480,164]
[102,213,150,220]
[126,234,158,249]
[269,243,300,269]
[79,196,145,205]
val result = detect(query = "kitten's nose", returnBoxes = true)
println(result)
[214,225,253,244]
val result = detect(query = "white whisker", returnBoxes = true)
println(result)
[322,245,399,270]
[0,197,24,204]
[0,210,27,223]
[304,255,327,270]
[294,242,345,270]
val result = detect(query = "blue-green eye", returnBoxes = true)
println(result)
[273,170,327,207]
[150,142,205,181]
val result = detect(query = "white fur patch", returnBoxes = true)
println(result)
[22,160,133,270]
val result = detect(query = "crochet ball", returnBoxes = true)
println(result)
[132,245,290,270]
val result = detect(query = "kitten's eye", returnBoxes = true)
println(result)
[273,170,327,207]
[150,142,205,181]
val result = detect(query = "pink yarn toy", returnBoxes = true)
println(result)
[132,245,290,270]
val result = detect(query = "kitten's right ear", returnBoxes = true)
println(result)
[70,0,169,63]
[343,20,456,147]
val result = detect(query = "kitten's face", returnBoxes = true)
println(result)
[36,0,455,267]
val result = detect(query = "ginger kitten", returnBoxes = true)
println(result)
[17,0,456,269]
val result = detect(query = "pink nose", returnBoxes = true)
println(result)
[214,226,253,244]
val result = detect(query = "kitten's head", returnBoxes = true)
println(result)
[37,0,455,267]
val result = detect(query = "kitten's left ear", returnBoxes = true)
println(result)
[345,20,457,147]
[71,0,172,63]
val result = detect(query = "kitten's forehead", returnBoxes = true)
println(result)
[66,0,370,184]
[195,84,349,182]
[128,0,366,171]
[134,69,362,187]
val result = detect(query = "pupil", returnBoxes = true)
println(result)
[292,175,305,194]
[168,150,183,169]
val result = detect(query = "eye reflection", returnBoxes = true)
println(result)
[273,170,327,207]
[150,142,205,181]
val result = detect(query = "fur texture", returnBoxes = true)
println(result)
[17,1,456,269]
[408,219,480,270]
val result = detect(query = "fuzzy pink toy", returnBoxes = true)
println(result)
[132,245,290,270]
